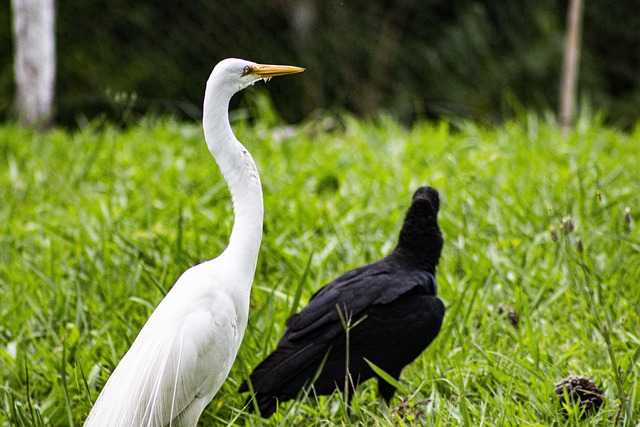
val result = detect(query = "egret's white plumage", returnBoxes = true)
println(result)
[84,58,304,427]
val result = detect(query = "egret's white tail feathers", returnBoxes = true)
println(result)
[84,330,190,427]
[84,283,242,427]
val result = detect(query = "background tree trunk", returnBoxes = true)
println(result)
[559,0,584,130]
[12,0,56,127]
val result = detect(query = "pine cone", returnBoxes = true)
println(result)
[554,376,604,417]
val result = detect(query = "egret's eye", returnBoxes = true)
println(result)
[242,66,252,76]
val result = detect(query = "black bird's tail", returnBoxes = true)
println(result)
[239,341,328,417]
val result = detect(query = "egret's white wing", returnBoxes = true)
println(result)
[85,265,241,427]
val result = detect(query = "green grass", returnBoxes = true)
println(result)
[1,104,639,426]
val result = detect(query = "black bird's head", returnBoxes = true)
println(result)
[395,186,443,272]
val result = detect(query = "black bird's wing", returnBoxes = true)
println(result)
[240,256,441,416]
[286,258,435,340]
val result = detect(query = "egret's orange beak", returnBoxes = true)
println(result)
[244,63,305,78]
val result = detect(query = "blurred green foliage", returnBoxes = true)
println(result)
[0,0,639,125]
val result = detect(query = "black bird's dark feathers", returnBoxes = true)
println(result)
[240,186,445,417]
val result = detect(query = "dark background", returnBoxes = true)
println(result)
[1,0,639,126]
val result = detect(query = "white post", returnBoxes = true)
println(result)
[12,0,56,126]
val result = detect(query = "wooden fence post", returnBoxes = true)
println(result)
[559,0,584,130]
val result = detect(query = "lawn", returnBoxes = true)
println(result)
[1,103,639,426]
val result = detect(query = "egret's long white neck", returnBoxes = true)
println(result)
[202,81,263,288]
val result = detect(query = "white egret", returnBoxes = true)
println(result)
[84,58,304,427]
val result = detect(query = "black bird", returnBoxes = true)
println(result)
[240,186,445,417]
